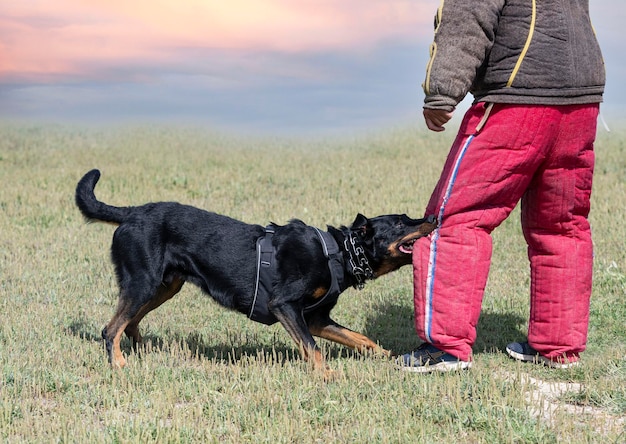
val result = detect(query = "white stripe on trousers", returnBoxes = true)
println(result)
[424,134,474,343]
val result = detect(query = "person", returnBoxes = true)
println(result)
[398,0,605,373]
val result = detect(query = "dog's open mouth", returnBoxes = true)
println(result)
[397,217,438,254]
[399,239,417,254]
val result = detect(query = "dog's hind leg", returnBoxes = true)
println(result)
[102,293,136,369]
[103,274,183,368]
[124,275,185,349]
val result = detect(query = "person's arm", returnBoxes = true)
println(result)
[422,0,504,129]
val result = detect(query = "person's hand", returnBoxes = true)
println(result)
[423,108,454,132]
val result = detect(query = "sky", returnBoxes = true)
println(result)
[1,1,624,135]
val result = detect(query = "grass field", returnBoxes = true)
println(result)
[1,123,624,443]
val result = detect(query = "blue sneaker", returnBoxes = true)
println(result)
[397,343,472,373]
[505,341,579,369]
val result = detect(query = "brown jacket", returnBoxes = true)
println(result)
[423,0,605,111]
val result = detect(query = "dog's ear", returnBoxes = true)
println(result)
[351,213,370,237]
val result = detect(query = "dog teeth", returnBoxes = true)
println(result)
[399,241,415,254]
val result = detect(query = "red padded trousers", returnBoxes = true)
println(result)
[413,103,599,362]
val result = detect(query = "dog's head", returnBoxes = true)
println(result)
[347,213,437,278]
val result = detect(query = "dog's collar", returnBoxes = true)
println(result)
[343,231,374,290]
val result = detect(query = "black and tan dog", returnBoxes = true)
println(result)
[75,169,436,378]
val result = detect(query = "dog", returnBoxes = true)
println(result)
[75,169,436,378]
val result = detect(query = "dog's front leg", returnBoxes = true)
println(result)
[270,303,336,380]
[308,315,392,358]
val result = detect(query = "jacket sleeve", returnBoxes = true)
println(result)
[423,0,505,110]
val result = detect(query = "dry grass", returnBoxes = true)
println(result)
[0,123,624,443]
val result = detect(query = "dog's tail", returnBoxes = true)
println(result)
[75,169,131,224]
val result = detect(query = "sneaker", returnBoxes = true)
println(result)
[505,341,579,369]
[397,343,472,373]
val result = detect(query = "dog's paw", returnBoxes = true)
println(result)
[377,348,393,358]
[111,353,127,369]
[322,368,342,383]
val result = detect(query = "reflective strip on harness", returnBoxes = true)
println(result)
[249,226,279,325]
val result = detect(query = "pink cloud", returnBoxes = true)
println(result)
[0,0,435,82]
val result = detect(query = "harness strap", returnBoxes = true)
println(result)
[249,225,278,324]
[248,226,346,325]
[305,228,346,313]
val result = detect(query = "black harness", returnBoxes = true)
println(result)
[248,225,370,325]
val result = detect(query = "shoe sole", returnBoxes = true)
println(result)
[399,360,472,374]
[506,347,579,369]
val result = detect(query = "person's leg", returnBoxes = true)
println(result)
[412,104,552,362]
[520,104,598,363]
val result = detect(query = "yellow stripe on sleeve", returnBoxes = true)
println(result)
[424,0,445,95]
